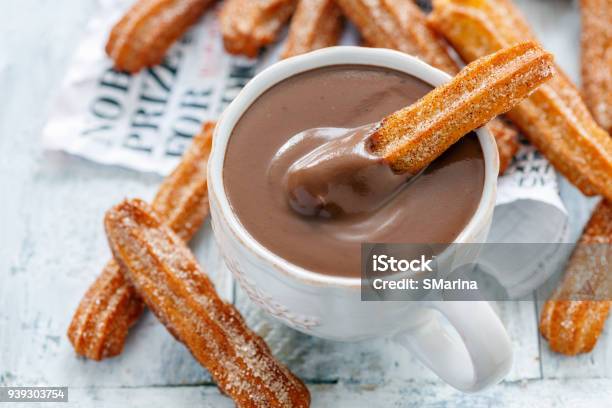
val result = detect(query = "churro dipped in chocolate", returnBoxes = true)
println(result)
[67,123,214,360]
[335,0,519,174]
[280,0,343,59]
[429,0,612,200]
[220,0,297,58]
[540,200,612,355]
[369,42,551,173]
[581,0,612,134]
[105,199,310,408]
[283,42,553,218]
[106,0,215,73]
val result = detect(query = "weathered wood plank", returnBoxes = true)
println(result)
[14,379,612,408]
[310,378,612,407]
[495,300,542,381]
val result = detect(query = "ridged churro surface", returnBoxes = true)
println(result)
[540,200,612,355]
[429,0,612,200]
[337,0,518,173]
[335,0,458,73]
[105,199,310,407]
[220,0,297,57]
[581,0,612,134]
[368,41,553,174]
[106,0,214,73]
[487,118,519,174]
[67,123,214,360]
[281,0,343,59]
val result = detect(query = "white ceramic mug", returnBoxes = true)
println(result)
[208,47,512,392]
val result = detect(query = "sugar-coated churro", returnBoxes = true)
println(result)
[368,41,553,174]
[581,0,612,134]
[220,0,297,58]
[285,42,551,217]
[67,263,143,361]
[106,0,215,73]
[336,0,518,174]
[429,0,612,200]
[540,200,612,355]
[280,0,343,59]
[67,122,214,360]
[335,0,458,73]
[488,118,519,174]
[105,199,310,407]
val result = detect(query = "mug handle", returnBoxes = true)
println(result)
[394,301,512,392]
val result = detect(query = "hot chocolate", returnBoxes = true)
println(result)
[224,65,485,277]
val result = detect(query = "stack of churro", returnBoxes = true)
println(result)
[68,122,214,360]
[429,0,612,202]
[68,124,311,406]
[335,0,520,174]
[92,0,612,368]
[335,0,458,73]
[106,0,344,67]
[427,0,612,355]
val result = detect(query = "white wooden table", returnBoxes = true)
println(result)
[1,0,610,406]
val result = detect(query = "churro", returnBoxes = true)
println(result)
[105,199,310,407]
[429,0,612,200]
[335,0,458,73]
[67,122,214,360]
[106,0,214,73]
[285,42,551,217]
[368,41,553,174]
[280,0,343,59]
[581,0,612,134]
[336,0,518,174]
[540,200,612,355]
[220,0,297,58]
[488,118,519,174]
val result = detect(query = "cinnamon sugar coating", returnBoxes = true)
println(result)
[540,200,612,355]
[368,42,553,174]
[487,118,519,174]
[335,0,459,73]
[280,0,343,59]
[105,199,310,407]
[429,0,612,200]
[581,0,612,134]
[67,123,214,360]
[106,0,214,73]
[220,0,297,57]
[336,0,519,174]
